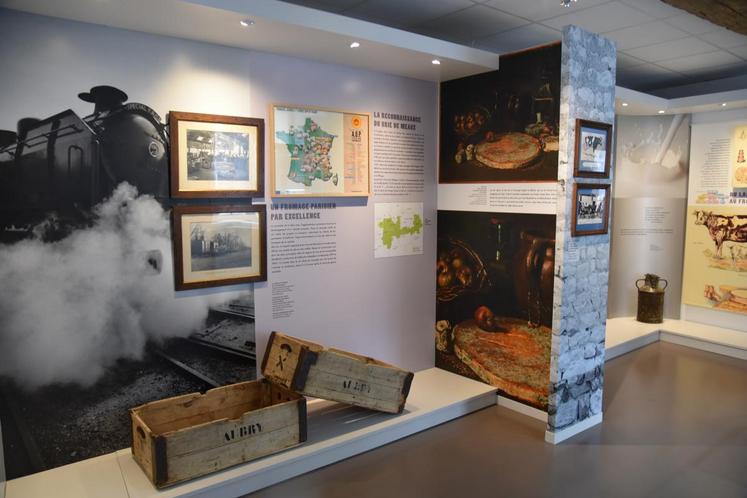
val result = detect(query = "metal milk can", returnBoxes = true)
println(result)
[636,273,667,324]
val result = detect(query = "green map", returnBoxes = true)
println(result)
[378,214,423,249]
[275,117,338,187]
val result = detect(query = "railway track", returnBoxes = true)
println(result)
[210,302,255,320]
[187,336,256,361]
[151,337,256,391]
[0,386,47,477]
[152,349,222,389]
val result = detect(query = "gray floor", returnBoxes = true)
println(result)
[248,342,747,498]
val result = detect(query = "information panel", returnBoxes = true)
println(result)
[682,121,747,315]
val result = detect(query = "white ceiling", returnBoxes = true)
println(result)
[0,0,499,82]
[281,0,747,93]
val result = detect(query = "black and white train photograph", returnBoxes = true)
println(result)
[186,129,251,182]
[191,220,253,271]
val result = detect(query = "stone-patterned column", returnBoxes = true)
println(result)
[547,26,616,442]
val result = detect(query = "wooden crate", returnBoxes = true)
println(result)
[261,331,414,414]
[130,379,306,488]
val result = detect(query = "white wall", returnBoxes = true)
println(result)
[608,114,690,319]
[0,9,437,372]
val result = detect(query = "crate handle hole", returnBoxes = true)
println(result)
[137,426,146,439]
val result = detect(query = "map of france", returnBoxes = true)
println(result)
[276,117,338,187]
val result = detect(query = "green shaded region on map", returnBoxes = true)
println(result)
[276,117,339,187]
[379,214,423,249]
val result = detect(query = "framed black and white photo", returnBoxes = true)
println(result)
[172,205,266,290]
[169,111,264,198]
[574,119,612,178]
[572,183,610,236]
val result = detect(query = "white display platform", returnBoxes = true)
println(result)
[5,452,128,498]
[606,317,747,361]
[5,368,496,498]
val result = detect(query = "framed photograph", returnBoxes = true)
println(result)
[572,183,610,236]
[574,119,612,178]
[169,111,264,198]
[172,205,266,290]
[270,104,370,197]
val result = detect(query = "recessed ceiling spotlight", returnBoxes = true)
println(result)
[560,0,578,7]
[240,19,255,27]
[621,102,628,107]
[657,110,665,114]
[350,41,360,48]
[721,102,727,107]
[432,59,441,65]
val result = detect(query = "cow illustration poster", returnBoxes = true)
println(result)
[682,121,747,315]
[733,124,747,189]
[682,206,747,314]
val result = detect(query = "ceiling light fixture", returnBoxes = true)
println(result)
[657,110,665,114]
[432,59,441,65]
[350,41,360,48]
[621,102,628,107]
[240,19,254,27]
[560,0,578,7]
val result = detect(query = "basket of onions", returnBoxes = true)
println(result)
[436,238,488,302]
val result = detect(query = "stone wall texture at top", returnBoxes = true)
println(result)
[548,26,616,432]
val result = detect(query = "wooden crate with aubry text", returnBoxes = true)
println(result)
[130,379,306,488]
[261,331,414,414]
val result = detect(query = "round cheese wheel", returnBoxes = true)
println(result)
[475,132,542,170]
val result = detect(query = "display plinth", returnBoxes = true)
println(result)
[4,452,128,498]
[4,368,497,498]
[606,317,747,361]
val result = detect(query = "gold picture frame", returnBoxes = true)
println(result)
[169,111,264,198]
[269,104,371,197]
[172,204,267,290]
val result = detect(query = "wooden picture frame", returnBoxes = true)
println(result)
[572,183,610,236]
[172,204,267,290]
[269,103,371,197]
[169,111,264,198]
[574,119,612,178]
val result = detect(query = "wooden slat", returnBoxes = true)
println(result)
[165,425,302,486]
[327,348,399,369]
[261,332,323,389]
[130,379,307,488]
[130,413,155,483]
[164,400,300,457]
[262,332,413,414]
[315,351,411,387]
[303,368,405,413]
[134,381,263,434]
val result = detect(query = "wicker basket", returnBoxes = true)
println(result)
[437,237,488,302]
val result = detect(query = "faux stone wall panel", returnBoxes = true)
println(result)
[547,26,616,432]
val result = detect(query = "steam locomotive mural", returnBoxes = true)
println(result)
[0,85,258,479]
[0,85,170,242]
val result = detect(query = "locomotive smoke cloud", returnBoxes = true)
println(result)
[0,183,241,390]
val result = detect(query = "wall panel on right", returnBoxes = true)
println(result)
[681,108,747,330]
